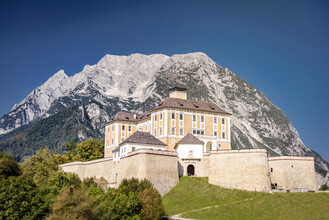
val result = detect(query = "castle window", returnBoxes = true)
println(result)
[193,115,196,121]
[222,118,225,124]
[171,127,176,135]
[180,113,183,120]
[172,112,175,119]
[179,128,183,136]
[122,125,125,131]
[222,132,226,139]
[159,127,162,136]
[201,116,204,122]
[128,126,131,131]
[214,117,217,124]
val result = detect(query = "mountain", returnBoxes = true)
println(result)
[0,52,328,184]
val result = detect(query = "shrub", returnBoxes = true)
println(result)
[320,184,328,191]
[0,175,48,219]
[139,187,165,220]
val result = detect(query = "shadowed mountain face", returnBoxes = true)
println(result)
[0,52,328,184]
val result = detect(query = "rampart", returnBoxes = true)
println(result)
[208,149,271,192]
[268,156,318,191]
[59,149,179,196]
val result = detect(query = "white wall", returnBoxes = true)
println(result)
[176,143,203,159]
[117,143,166,160]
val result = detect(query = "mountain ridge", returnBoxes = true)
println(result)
[0,52,328,185]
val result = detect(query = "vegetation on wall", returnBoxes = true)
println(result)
[0,139,164,220]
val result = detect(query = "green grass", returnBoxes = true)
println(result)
[162,177,329,220]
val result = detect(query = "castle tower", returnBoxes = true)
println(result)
[169,86,187,100]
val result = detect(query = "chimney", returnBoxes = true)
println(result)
[169,86,187,100]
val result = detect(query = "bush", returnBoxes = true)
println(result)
[0,175,48,219]
[139,187,165,220]
[48,186,98,220]
[0,155,21,178]
[320,184,328,191]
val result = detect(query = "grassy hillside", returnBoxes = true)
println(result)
[163,177,329,220]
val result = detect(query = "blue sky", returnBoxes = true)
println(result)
[0,0,328,162]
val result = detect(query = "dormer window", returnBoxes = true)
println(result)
[209,105,215,110]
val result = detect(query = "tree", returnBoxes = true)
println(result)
[139,187,165,220]
[0,175,48,219]
[0,152,21,178]
[74,139,104,161]
[47,186,98,220]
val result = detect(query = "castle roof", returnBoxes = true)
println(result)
[176,133,203,145]
[120,131,166,146]
[106,111,151,124]
[169,86,187,91]
[154,97,231,115]
[112,146,120,153]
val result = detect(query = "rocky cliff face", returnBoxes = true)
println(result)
[0,52,328,184]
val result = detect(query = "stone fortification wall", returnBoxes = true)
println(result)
[60,149,179,196]
[59,158,114,182]
[268,156,318,191]
[208,149,271,192]
[118,149,179,196]
[177,155,209,177]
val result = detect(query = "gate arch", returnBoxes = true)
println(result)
[187,164,195,176]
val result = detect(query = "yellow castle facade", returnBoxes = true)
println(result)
[104,87,231,158]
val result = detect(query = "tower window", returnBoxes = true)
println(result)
[171,127,176,135]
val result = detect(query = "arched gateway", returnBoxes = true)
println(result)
[187,164,195,176]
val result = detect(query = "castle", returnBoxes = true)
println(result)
[60,87,318,195]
